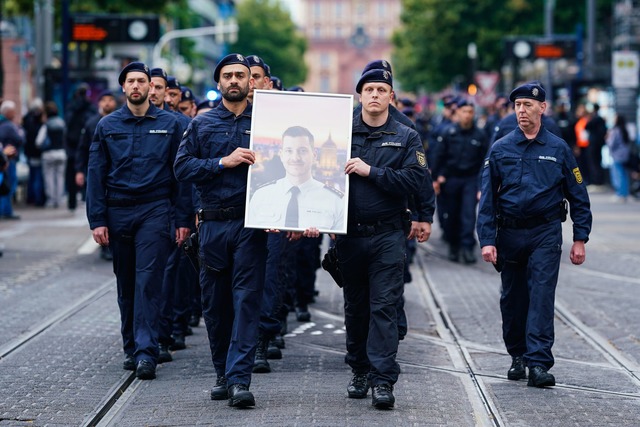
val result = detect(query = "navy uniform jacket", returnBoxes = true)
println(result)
[348,113,427,225]
[173,102,252,209]
[86,103,186,229]
[491,113,562,145]
[477,125,592,248]
[432,122,489,179]
[354,103,435,223]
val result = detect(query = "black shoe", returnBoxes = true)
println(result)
[188,314,201,327]
[158,344,172,364]
[295,306,311,322]
[273,333,285,349]
[280,318,288,335]
[123,355,136,371]
[185,326,194,336]
[253,335,271,373]
[448,246,459,262]
[527,366,555,388]
[136,360,156,380]
[507,356,526,380]
[170,334,186,351]
[372,384,395,409]
[210,376,228,400]
[100,246,113,261]
[347,372,369,399]
[267,339,282,360]
[228,384,255,408]
[461,248,477,264]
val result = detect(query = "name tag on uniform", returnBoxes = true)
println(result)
[538,155,557,162]
[381,141,402,147]
[149,130,168,134]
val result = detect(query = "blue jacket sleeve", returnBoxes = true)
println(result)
[368,129,427,196]
[86,120,108,229]
[477,150,500,247]
[561,143,592,242]
[174,120,223,182]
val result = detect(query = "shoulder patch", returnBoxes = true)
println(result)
[416,151,427,168]
[323,184,344,198]
[572,167,583,184]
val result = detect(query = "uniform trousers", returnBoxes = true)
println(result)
[440,175,478,249]
[336,229,405,386]
[108,199,172,366]
[259,233,288,337]
[498,221,562,370]
[198,219,266,386]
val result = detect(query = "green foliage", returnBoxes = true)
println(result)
[229,0,307,87]
[392,0,613,92]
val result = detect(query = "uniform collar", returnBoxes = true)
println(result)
[121,102,160,120]
[514,124,548,145]
[353,112,397,135]
[217,101,252,119]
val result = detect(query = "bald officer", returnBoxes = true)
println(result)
[477,82,592,388]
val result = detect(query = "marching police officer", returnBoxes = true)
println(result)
[174,53,265,408]
[477,82,592,387]
[432,98,489,263]
[337,69,427,409]
[86,62,190,380]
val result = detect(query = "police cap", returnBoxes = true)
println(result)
[213,53,251,83]
[150,68,168,81]
[509,82,546,103]
[247,54,269,76]
[196,99,219,113]
[270,76,283,91]
[118,62,150,86]
[181,87,195,102]
[362,59,393,76]
[264,63,271,77]
[287,85,305,92]
[356,69,393,94]
[166,76,180,90]
[98,89,115,100]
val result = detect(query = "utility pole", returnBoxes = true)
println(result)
[544,0,555,103]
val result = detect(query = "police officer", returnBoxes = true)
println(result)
[165,76,182,112]
[337,69,427,409]
[173,53,265,408]
[87,62,190,380]
[246,54,272,102]
[432,98,489,263]
[178,87,197,118]
[477,82,592,387]
[148,67,195,361]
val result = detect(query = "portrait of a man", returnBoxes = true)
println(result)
[247,126,345,232]
[244,90,352,234]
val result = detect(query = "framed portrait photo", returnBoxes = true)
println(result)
[245,90,353,234]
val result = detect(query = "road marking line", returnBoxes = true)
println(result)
[78,236,99,254]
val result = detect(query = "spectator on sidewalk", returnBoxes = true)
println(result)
[0,100,25,220]
[606,113,632,203]
[37,102,67,209]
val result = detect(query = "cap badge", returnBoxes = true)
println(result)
[253,55,260,63]
[382,60,389,69]
[383,70,390,80]
[237,54,244,61]
[532,88,539,97]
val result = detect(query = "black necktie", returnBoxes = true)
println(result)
[285,186,300,228]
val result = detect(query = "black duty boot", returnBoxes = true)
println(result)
[170,334,186,351]
[188,314,201,327]
[273,333,285,349]
[507,356,526,380]
[347,372,369,399]
[228,384,255,408]
[253,334,271,373]
[210,376,228,400]
[136,360,156,380]
[267,337,282,360]
[372,384,395,409]
[527,366,555,388]
[158,344,172,364]
[461,247,477,264]
[123,355,136,371]
[448,245,459,262]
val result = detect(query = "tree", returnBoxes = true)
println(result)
[392,0,613,93]
[229,0,307,87]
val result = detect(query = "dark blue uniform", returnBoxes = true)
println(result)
[336,112,426,387]
[490,112,562,145]
[174,102,266,389]
[432,121,488,260]
[86,102,185,368]
[477,125,592,370]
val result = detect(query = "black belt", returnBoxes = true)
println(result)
[107,194,169,207]
[197,207,245,221]
[348,218,403,237]
[498,211,564,229]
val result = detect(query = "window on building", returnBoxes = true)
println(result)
[320,53,330,68]
[320,76,330,93]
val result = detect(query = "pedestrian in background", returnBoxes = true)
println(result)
[0,100,24,220]
[22,98,46,207]
[477,82,592,388]
[606,113,632,203]
[37,102,67,209]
